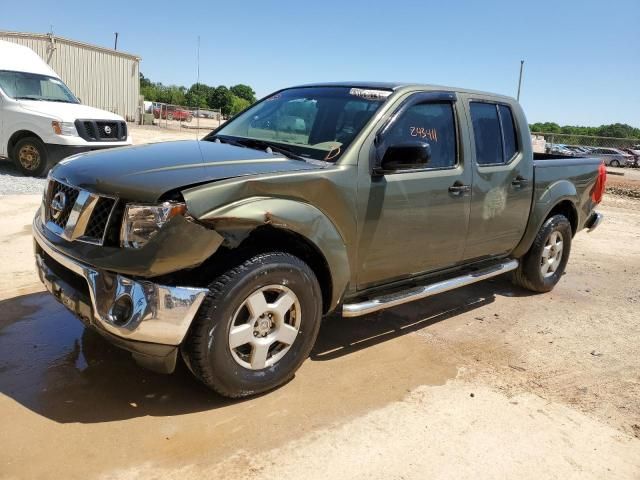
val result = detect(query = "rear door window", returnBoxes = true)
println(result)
[470,102,519,165]
[498,105,517,161]
[470,103,503,165]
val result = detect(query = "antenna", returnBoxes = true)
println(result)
[196,35,201,135]
[516,60,524,101]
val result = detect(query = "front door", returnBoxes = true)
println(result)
[356,92,472,289]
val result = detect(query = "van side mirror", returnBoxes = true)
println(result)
[376,141,431,173]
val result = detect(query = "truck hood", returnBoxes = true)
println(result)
[51,140,323,202]
[18,100,124,122]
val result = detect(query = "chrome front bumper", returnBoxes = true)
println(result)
[33,217,208,346]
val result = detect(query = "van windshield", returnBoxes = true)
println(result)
[210,87,391,162]
[0,70,79,103]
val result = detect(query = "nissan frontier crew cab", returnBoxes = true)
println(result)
[32,83,606,397]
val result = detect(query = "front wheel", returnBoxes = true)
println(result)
[182,252,322,398]
[512,214,572,293]
[12,137,50,177]
[610,159,620,167]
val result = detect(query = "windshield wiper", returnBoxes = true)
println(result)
[213,136,305,161]
[213,136,248,149]
[236,138,305,161]
[14,96,43,101]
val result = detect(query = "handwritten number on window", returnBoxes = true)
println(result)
[409,127,438,142]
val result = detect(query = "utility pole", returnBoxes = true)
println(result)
[517,60,524,101]
[114,32,119,51]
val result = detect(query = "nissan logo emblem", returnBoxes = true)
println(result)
[104,125,112,135]
[50,191,67,220]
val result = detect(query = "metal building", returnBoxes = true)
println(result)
[0,31,140,121]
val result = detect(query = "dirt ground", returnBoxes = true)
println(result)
[0,190,639,478]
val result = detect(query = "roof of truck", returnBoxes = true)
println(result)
[294,81,516,102]
[0,40,60,78]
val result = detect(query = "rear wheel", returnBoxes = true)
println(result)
[12,137,50,177]
[182,252,322,398]
[512,214,572,293]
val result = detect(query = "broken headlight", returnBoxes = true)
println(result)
[120,202,186,249]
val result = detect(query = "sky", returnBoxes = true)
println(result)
[2,0,639,127]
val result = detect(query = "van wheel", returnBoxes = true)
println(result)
[12,137,50,177]
[512,214,572,293]
[182,252,322,398]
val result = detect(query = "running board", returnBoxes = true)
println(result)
[342,259,519,317]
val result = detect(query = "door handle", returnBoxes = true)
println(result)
[448,182,471,196]
[511,175,529,188]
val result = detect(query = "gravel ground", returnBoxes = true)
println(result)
[0,162,48,194]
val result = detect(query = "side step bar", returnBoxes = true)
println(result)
[342,259,519,317]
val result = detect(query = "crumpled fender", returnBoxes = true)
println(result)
[196,196,350,310]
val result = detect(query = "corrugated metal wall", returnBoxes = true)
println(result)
[0,31,140,121]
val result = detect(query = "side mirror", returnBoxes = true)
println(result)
[376,141,431,173]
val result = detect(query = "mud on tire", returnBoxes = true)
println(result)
[182,251,322,398]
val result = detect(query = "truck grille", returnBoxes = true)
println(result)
[83,197,117,241]
[74,119,127,142]
[48,181,80,228]
[45,179,118,245]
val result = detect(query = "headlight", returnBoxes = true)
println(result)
[51,121,78,136]
[120,202,187,249]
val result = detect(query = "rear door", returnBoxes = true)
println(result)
[462,98,534,260]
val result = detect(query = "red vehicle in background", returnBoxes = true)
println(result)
[153,106,193,122]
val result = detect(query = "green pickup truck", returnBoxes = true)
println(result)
[33,83,606,397]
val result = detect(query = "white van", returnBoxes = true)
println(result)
[0,40,132,176]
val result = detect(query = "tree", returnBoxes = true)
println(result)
[185,83,211,109]
[529,122,640,139]
[230,84,256,104]
[208,86,235,116]
[140,74,258,114]
[230,95,251,116]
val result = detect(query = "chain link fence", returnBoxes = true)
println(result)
[139,100,223,131]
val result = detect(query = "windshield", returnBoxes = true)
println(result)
[211,86,391,161]
[0,70,79,103]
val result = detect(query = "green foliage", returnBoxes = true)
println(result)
[230,95,251,116]
[208,86,235,116]
[139,73,258,117]
[185,83,211,109]
[230,84,256,104]
[530,122,640,139]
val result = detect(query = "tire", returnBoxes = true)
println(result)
[182,252,322,398]
[610,159,620,167]
[12,136,50,177]
[512,214,572,293]
[167,113,174,121]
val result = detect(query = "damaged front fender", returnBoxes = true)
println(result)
[193,196,351,311]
